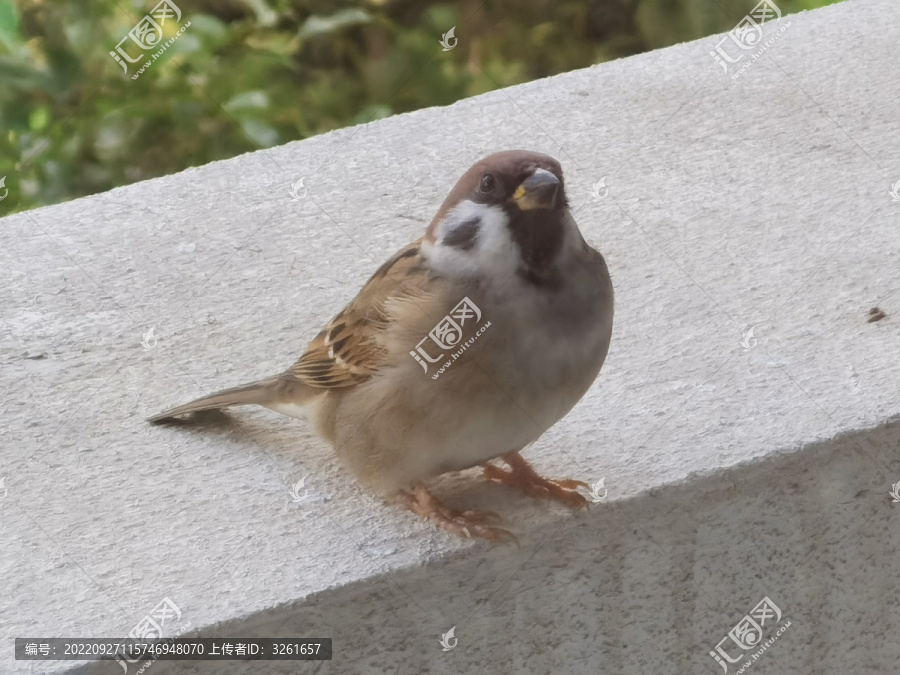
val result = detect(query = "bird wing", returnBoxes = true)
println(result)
[285,239,429,389]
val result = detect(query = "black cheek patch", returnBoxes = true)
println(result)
[441,217,480,250]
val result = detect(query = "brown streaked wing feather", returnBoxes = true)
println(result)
[285,240,428,389]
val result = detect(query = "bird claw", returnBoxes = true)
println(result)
[483,453,590,510]
[396,485,515,542]
[553,478,590,491]
[460,508,502,524]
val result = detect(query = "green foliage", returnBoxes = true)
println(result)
[0,0,841,213]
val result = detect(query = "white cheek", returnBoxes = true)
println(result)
[423,200,520,283]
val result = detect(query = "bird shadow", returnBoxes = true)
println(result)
[148,409,239,429]
[146,409,277,448]
[147,408,321,465]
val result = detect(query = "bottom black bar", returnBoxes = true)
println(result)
[15,638,332,660]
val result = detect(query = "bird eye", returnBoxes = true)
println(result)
[479,174,495,193]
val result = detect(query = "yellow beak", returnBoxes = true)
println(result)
[512,168,560,210]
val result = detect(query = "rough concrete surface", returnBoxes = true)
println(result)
[1,0,899,673]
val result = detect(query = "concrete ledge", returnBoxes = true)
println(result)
[2,0,899,673]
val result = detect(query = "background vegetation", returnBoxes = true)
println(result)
[0,0,839,213]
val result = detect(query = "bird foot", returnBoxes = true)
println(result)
[396,484,516,542]
[483,451,589,509]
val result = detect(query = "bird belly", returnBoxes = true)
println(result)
[330,268,612,494]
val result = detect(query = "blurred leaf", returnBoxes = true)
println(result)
[241,119,279,147]
[183,13,230,47]
[0,0,20,49]
[298,8,371,39]
[28,106,49,131]
[244,0,279,28]
[224,90,270,112]
[0,55,56,92]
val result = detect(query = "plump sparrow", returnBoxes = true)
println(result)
[150,150,614,540]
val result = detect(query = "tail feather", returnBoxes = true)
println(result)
[148,377,285,423]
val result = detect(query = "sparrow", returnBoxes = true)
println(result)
[149,150,614,540]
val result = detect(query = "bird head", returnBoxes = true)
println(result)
[423,151,573,287]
